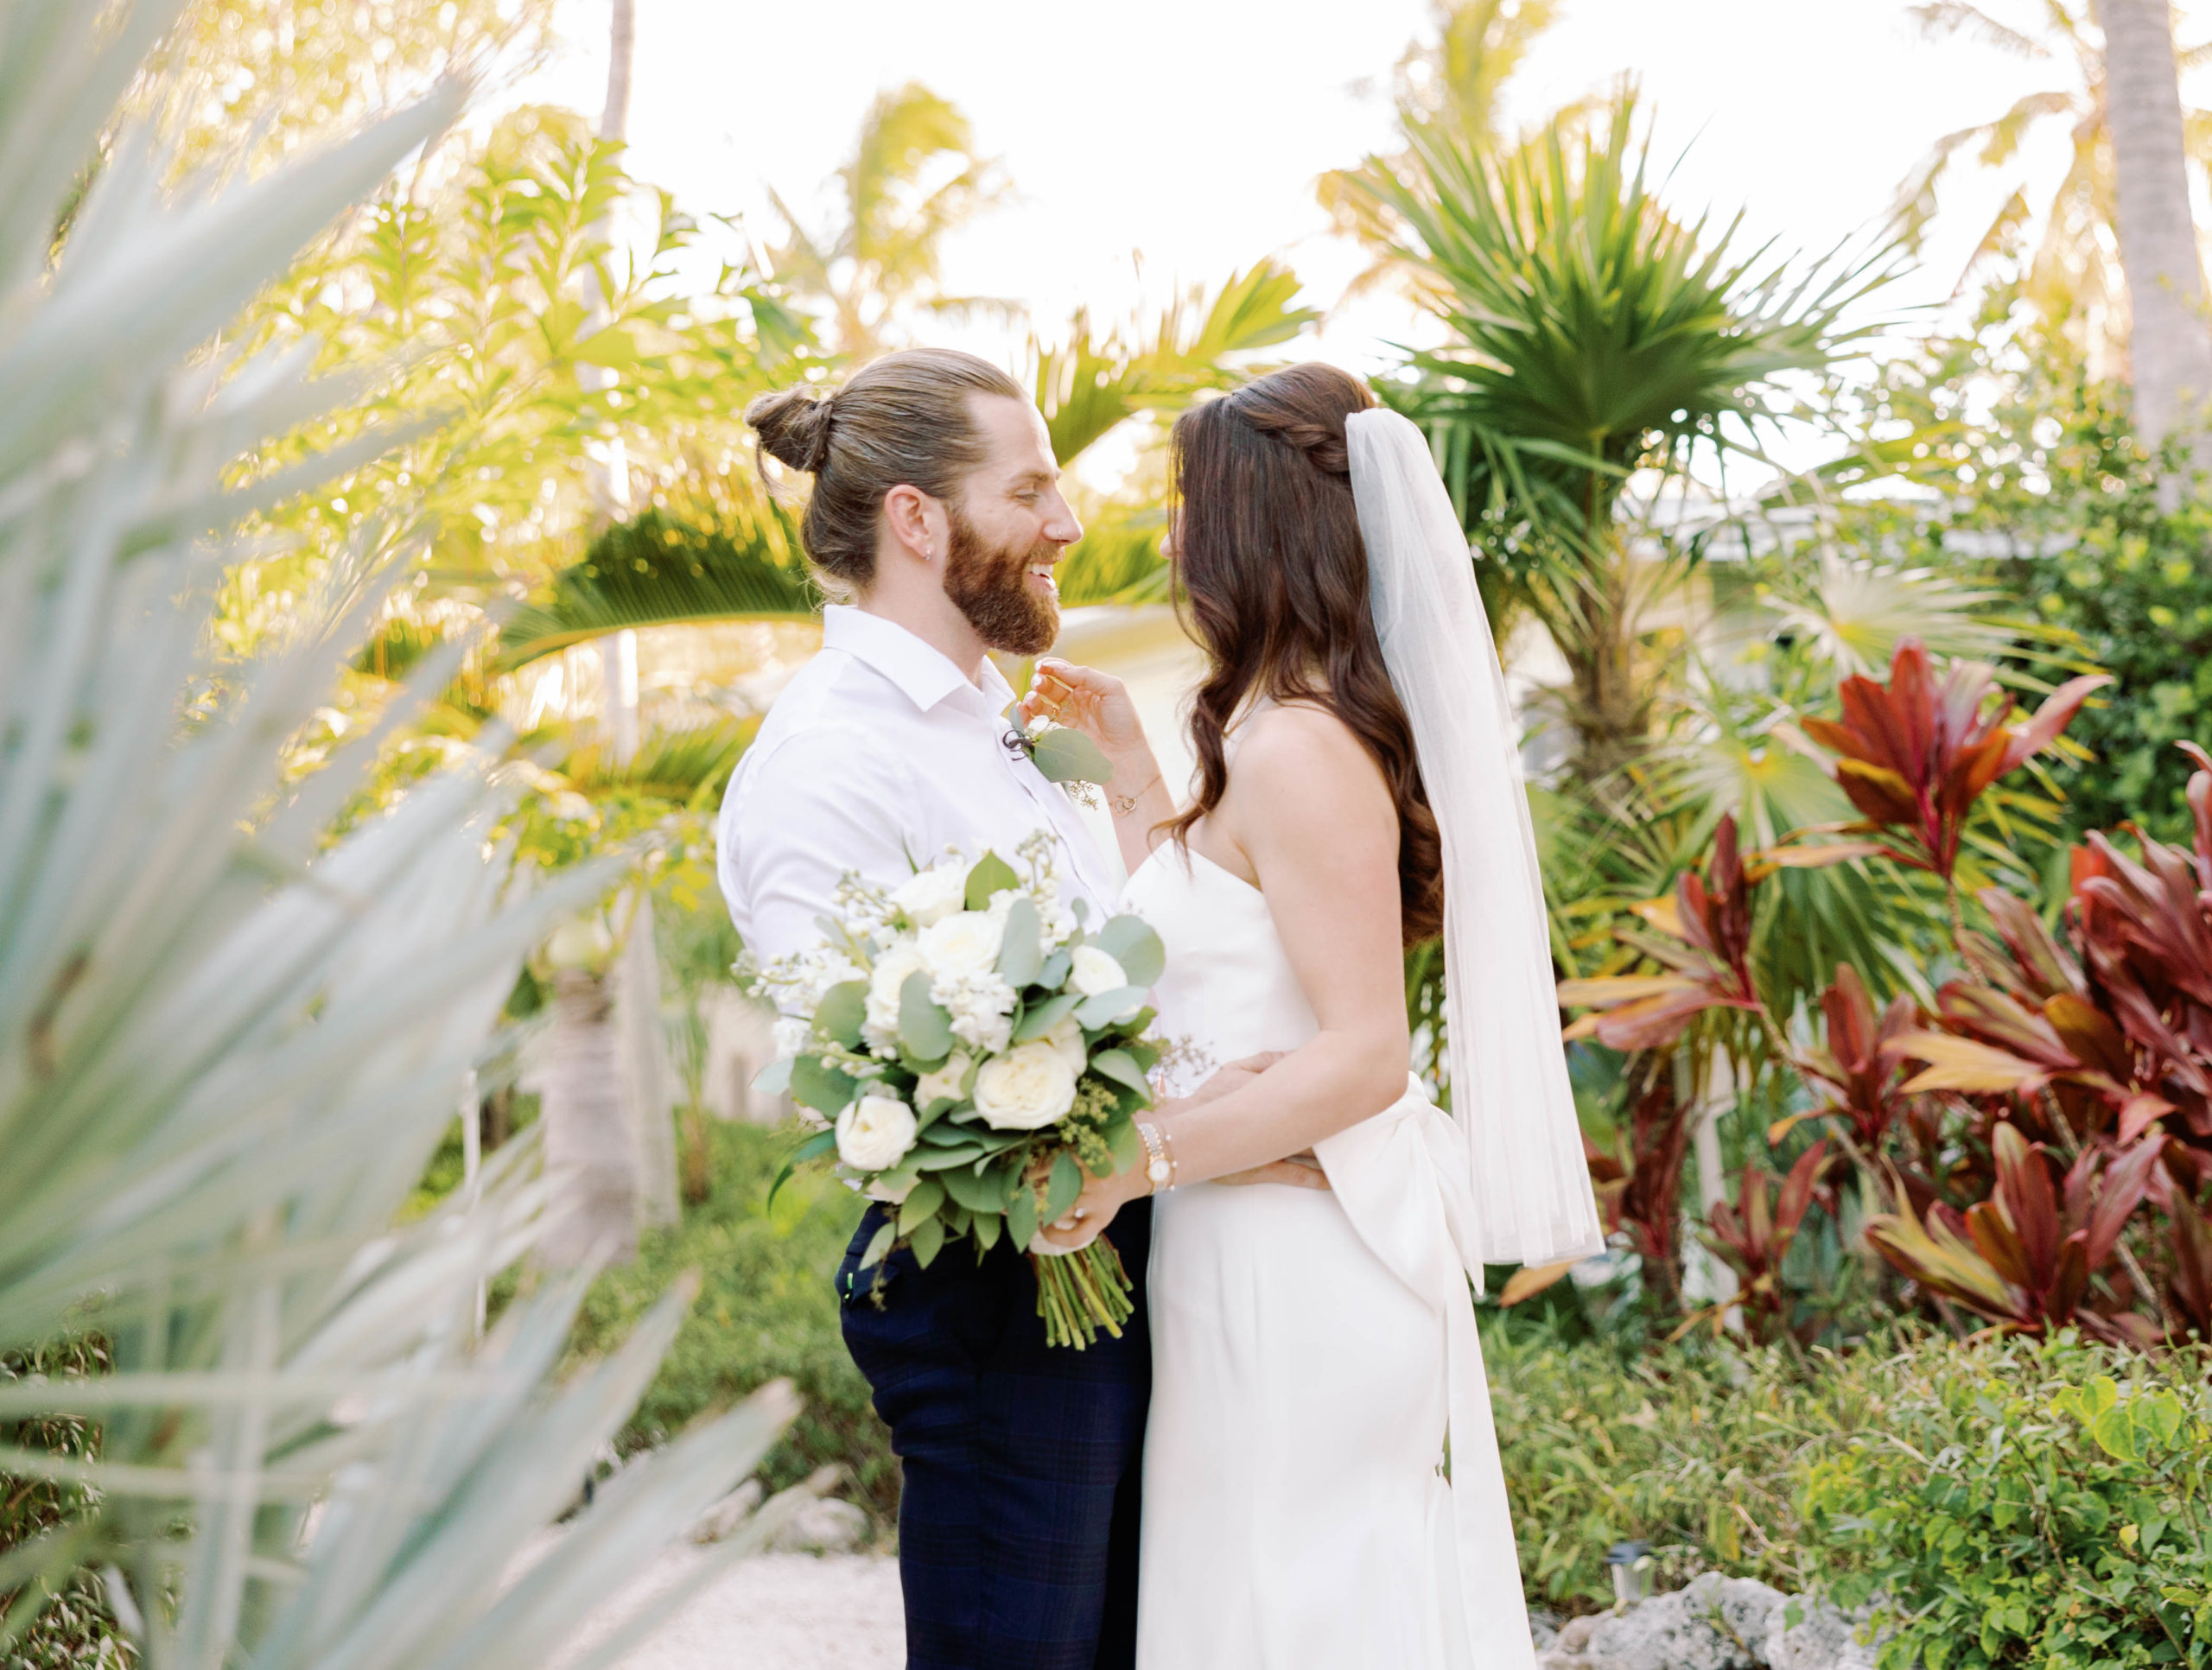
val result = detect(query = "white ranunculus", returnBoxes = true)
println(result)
[865,942,925,1044]
[971,1042,1079,1131]
[892,863,968,928]
[836,1093,918,1171]
[1068,943,1128,997]
[918,910,1004,981]
[1042,1013,1089,1075]
[915,1051,973,1108]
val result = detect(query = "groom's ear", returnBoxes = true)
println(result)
[880,483,947,567]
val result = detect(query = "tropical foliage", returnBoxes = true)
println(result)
[0,3,803,1661]
[1345,92,1895,783]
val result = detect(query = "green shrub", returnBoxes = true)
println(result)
[1486,1323,1872,1607]
[1803,1334,2210,1670]
[1489,1324,2211,1665]
[567,1119,897,1522]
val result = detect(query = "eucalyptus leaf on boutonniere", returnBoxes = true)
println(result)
[1003,708,1114,808]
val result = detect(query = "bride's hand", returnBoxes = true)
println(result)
[1018,657,1149,764]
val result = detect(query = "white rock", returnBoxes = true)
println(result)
[766,1496,871,1555]
[1761,1594,1881,1670]
[1584,1573,1784,1670]
[689,1480,764,1545]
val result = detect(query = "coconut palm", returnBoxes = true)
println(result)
[765,81,1017,358]
[1315,0,1570,304]
[2098,0,2212,454]
[1894,1,2212,397]
[0,1,799,1660]
[1346,93,1894,786]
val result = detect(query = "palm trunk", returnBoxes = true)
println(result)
[540,969,639,1266]
[2097,0,2212,478]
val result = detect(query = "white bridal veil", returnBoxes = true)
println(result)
[1346,407,1605,1271]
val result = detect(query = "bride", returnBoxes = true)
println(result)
[1022,364,1604,1669]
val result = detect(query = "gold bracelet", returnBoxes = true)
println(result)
[1109,772,1162,818]
[1136,1121,1175,1193]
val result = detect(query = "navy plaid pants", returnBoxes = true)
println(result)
[838,1198,1151,1670]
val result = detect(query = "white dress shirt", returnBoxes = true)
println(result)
[717,605,1116,966]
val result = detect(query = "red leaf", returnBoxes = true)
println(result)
[1998,673,2113,774]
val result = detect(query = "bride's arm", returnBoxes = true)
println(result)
[1018,657,1177,873]
[1037,706,1411,1250]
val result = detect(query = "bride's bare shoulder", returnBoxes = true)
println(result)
[1226,702,1389,804]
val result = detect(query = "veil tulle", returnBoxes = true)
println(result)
[1346,407,1605,1271]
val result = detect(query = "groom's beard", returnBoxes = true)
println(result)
[943,510,1061,657]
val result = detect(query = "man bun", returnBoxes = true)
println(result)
[741,349,1027,599]
[745,386,836,474]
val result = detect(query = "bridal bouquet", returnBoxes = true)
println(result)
[750,832,1166,1349]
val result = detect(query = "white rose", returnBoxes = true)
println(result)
[835,1093,918,1171]
[1042,1013,1089,1075]
[915,1051,973,1108]
[971,1042,1079,1131]
[865,943,925,1043]
[918,910,1004,981]
[892,864,968,928]
[1068,943,1128,997]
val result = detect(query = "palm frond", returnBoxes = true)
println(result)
[1033,260,1318,465]
[1056,505,1171,606]
[494,496,819,672]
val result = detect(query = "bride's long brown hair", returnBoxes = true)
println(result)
[1163,363,1443,944]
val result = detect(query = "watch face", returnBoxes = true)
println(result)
[1147,1160,1171,1184]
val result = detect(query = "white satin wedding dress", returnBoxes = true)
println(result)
[1122,842,1539,1670]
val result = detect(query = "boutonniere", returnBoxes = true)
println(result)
[1002,709,1114,809]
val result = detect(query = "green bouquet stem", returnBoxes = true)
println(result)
[1031,1241,1135,1349]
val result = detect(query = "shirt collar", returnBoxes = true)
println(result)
[823,605,1006,716]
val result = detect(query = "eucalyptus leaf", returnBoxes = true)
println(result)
[910,1215,945,1267]
[859,1222,897,1270]
[1013,991,1082,1042]
[1028,727,1114,785]
[964,851,1018,910]
[1007,1180,1039,1251]
[1039,946,1072,989]
[790,1054,859,1117]
[1046,1153,1083,1222]
[1088,1048,1152,1099]
[1095,916,1166,987]
[813,981,867,1049]
[1076,987,1147,1028]
[939,1164,1001,1214]
[899,970,956,1062]
[898,1176,947,1233]
[972,1210,1002,1252]
[997,896,1043,987]
[751,1055,793,1096]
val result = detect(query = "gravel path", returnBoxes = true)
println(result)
[587,1549,905,1669]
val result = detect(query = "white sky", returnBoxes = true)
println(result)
[509,0,2208,481]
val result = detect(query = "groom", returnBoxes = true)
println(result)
[717,347,1147,1670]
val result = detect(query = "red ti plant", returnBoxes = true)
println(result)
[1795,638,2107,930]
[1559,815,1762,1051]
[1793,964,1929,1167]
[1583,1076,1694,1312]
[1700,1140,1831,1344]
[1864,1121,2166,1345]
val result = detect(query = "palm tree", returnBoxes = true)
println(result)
[1316,0,1568,304]
[1893,2,2212,387]
[2099,0,2212,456]
[1346,94,1893,787]
[765,82,1017,358]
[0,1,799,1658]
